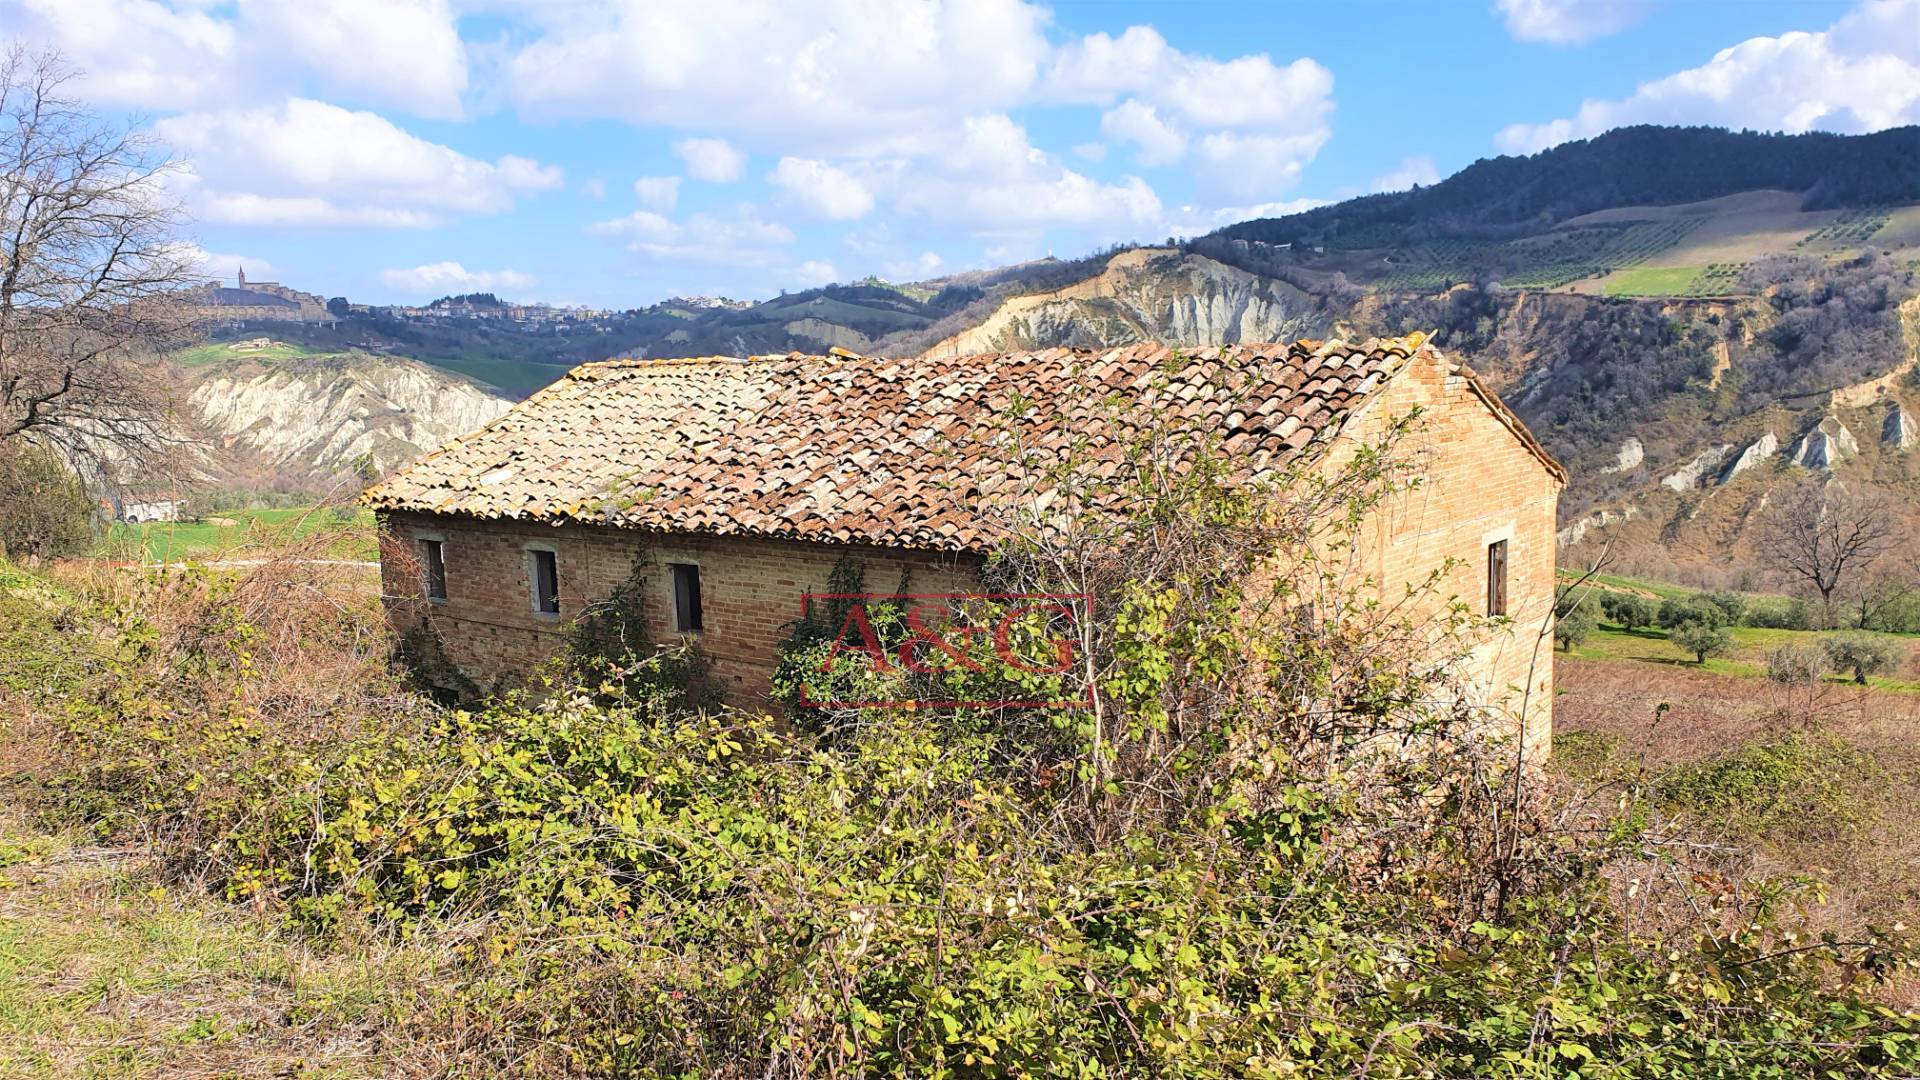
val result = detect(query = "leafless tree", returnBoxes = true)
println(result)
[0,45,196,469]
[1754,481,1898,626]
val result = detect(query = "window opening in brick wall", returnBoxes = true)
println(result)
[531,548,560,614]
[1486,539,1508,617]
[671,562,703,632]
[421,538,447,601]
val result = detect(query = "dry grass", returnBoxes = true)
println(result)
[1554,656,1920,1005]
[0,805,442,1079]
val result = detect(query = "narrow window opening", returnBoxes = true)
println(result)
[671,563,703,633]
[421,538,447,601]
[531,549,559,615]
[1487,539,1509,617]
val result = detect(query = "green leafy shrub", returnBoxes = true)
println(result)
[565,553,723,713]
[1820,631,1905,685]
[1703,590,1747,625]
[1660,734,1878,841]
[1658,594,1726,630]
[1600,591,1655,630]
[1672,619,1735,663]
[11,418,1920,1076]
[1745,595,1814,630]
[0,439,93,560]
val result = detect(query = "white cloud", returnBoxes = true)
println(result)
[885,115,1165,240]
[8,0,237,109]
[1047,26,1334,132]
[769,157,875,220]
[1047,25,1333,201]
[673,137,747,182]
[239,0,468,119]
[1192,132,1326,201]
[5,0,467,118]
[1497,0,1920,153]
[581,178,607,200]
[632,176,681,211]
[794,259,838,286]
[153,99,562,228]
[379,262,536,295]
[884,251,945,279]
[1494,0,1653,45]
[1072,142,1109,162]
[589,207,797,265]
[1370,155,1442,193]
[1156,197,1327,238]
[1100,100,1186,166]
[172,243,274,282]
[503,0,1052,150]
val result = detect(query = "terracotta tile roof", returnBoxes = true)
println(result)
[364,337,1557,552]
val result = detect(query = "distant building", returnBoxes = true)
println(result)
[192,267,332,325]
[119,498,187,523]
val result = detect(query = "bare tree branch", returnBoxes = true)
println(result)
[0,45,196,470]
[1753,480,1898,627]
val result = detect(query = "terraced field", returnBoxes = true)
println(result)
[1376,220,1699,292]
[1797,207,1891,248]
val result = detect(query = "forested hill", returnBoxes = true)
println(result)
[1213,125,1920,248]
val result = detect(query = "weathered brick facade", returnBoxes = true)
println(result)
[378,512,980,707]
[1332,352,1562,757]
[370,339,1561,754]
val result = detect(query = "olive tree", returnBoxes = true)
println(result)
[1819,631,1904,686]
[1671,620,1733,664]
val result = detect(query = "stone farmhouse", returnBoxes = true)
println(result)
[365,337,1565,753]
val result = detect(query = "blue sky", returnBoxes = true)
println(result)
[4,0,1916,308]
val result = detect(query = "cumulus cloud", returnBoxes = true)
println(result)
[769,157,875,220]
[1493,0,1654,45]
[673,137,747,182]
[589,207,797,266]
[884,115,1165,240]
[1100,100,1186,166]
[1497,0,1920,153]
[632,176,681,212]
[154,99,561,228]
[1370,155,1442,193]
[1046,25,1333,200]
[171,243,274,282]
[239,0,468,119]
[379,261,535,295]
[503,0,1051,149]
[884,251,945,279]
[793,259,839,286]
[3,0,467,117]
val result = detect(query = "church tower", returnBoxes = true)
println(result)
[237,266,246,288]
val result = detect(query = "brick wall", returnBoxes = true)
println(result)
[1328,351,1563,758]
[380,350,1559,750]
[377,511,980,707]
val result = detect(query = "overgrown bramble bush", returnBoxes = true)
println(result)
[6,389,1920,1076]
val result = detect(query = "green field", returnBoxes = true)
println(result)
[97,507,378,563]
[1601,265,1701,296]
[173,340,327,366]
[1557,567,1713,601]
[1562,620,1920,693]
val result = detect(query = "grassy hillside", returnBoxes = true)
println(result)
[97,507,377,563]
